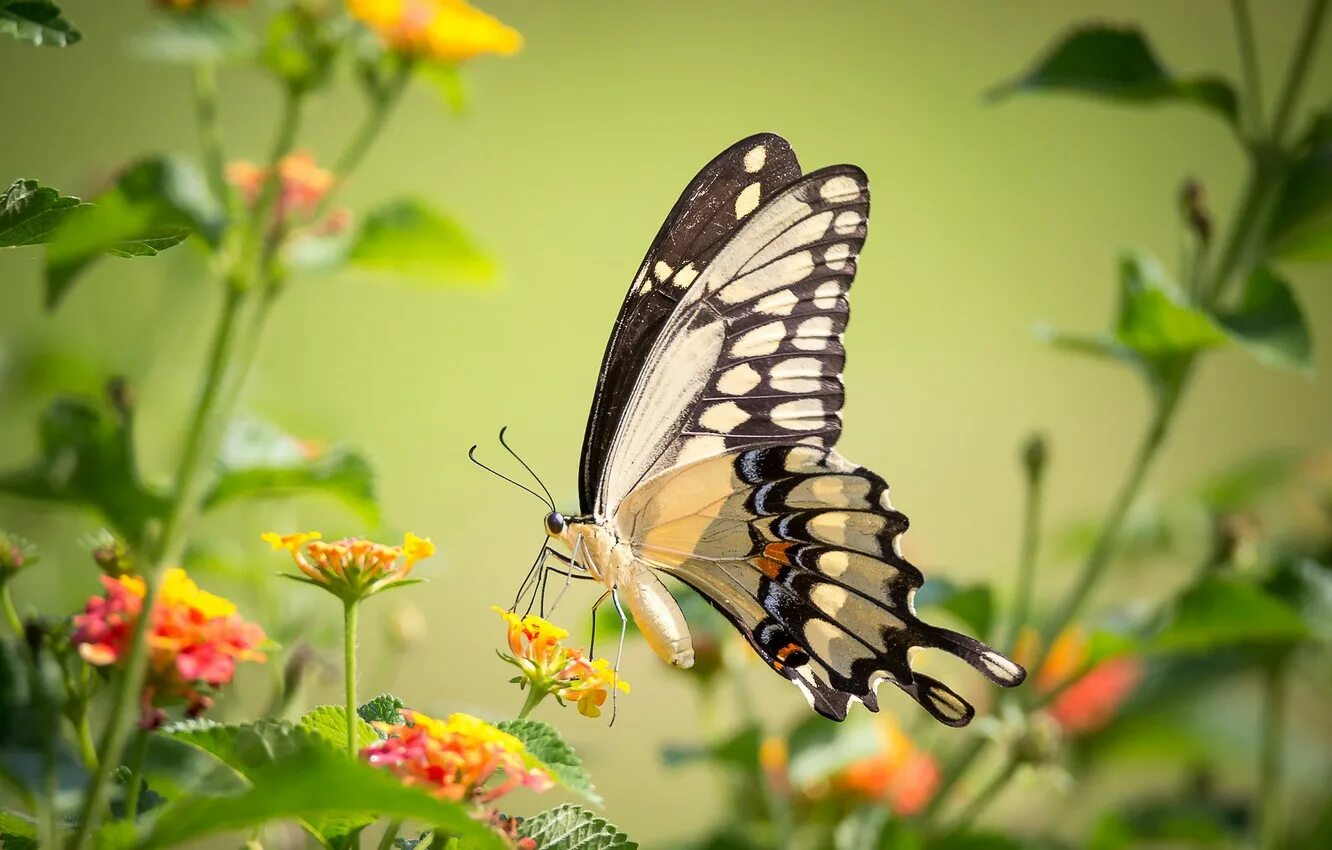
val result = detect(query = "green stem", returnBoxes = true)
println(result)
[946,755,1020,835]
[1270,0,1330,145]
[192,62,228,207]
[344,599,360,759]
[1230,0,1264,137]
[74,711,98,770]
[516,683,547,720]
[1,585,21,636]
[376,820,402,850]
[919,735,989,825]
[1003,448,1045,652]
[322,66,412,218]
[122,729,149,822]
[1259,659,1289,850]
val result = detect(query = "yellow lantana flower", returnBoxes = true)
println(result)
[348,0,522,63]
[493,606,629,719]
[264,531,435,603]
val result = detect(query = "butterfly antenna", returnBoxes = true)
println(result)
[498,427,555,511]
[468,444,551,507]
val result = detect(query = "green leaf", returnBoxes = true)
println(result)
[1152,575,1309,652]
[126,745,504,850]
[1198,450,1301,512]
[420,63,470,114]
[300,706,379,752]
[0,179,86,247]
[1217,267,1312,372]
[0,396,167,543]
[0,809,37,850]
[834,805,888,850]
[496,719,601,805]
[517,804,636,850]
[202,418,379,524]
[349,198,496,284]
[1268,112,1332,262]
[914,578,994,638]
[131,8,254,63]
[0,0,79,46]
[785,714,879,788]
[263,6,339,92]
[357,693,406,728]
[1115,254,1227,356]
[989,25,1237,125]
[45,157,222,308]
[161,718,315,773]
[1033,325,1139,367]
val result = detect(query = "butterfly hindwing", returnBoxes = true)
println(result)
[579,134,802,514]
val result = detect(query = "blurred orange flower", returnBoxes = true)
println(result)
[1014,625,1142,735]
[833,719,940,816]
[264,531,434,603]
[362,710,552,803]
[494,607,630,718]
[348,0,522,63]
[226,151,334,220]
[72,568,266,727]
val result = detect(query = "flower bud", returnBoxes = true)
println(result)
[1021,433,1049,483]
[0,531,37,577]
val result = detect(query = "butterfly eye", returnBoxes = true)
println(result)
[544,512,566,537]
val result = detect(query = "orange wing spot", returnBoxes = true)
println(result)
[775,642,803,664]
[755,556,784,579]
[763,542,795,565]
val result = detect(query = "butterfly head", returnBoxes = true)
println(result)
[543,511,567,538]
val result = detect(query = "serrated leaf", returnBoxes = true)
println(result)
[517,804,636,850]
[358,693,406,728]
[0,0,79,46]
[130,8,254,63]
[497,719,601,805]
[202,418,379,524]
[0,179,85,247]
[989,25,1237,125]
[45,157,222,308]
[0,396,168,543]
[1152,575,1309,652]
[914,578,994,638]
[350,198,495,284]
[1217,267,1312,372]
[300,705,379,752]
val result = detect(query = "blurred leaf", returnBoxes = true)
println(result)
[350,198,496,284]
[1269,110,1332,262]
[989,25,1237,125]
[914,578,994,637]
[420,63,469,114]
[45,157,222,308]
[662,724,761,781]
[1152,575,1309,652]
[834,805,888,850]
[497,719,601,805]
[263,6,339,92]
[124,744,503,850]
[0,0,79,46]
[0,637,86,811]
[1216,267,1312,372]
[1198,450,1301,512]
[202,417,379,524]
[357,693,405,728]
[1088,795,1248,849]
[286,228,352,274]
[300,706,378,752]
[131,8,253,63]
[1033,326,1138,367]
[0,396,167,543]
[785,714,879,788]
[517,804,636,850]
[927,832,1025,850]
[1115,254,1226,356]
[139,731,248,801]
[1267,558,1332,642]
[0,179,86,247]
[0,809,37,850]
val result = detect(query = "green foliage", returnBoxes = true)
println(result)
[497,719,601,805]
[1216,267,1313,372]
[0,179,85,248]
[1115,254,1226,357]
[1268,110,1332,261]
[202,418,379,524]
[263,6,339,92]
[786,713,879,788]
[350,198,496,284]
[0,637,86,811]
[0,0,79,47]
[1152,575,1309,653]
[300,705,380,752]
[989,25,1237,125]
[517,804,637,850]
[0,396,167,544]
[914,578,994,638]
[45,157,222,308]
[358,693,406,728]
[0,809,37,850]
[131,9,254,64]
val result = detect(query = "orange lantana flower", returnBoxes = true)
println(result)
[72,568,266,727]
[494,607,630,718]
[226,151,334,221]
[832,719,941,816]
[264,531,435,603]
[348,0,522,63]
[1014,626,1142,736]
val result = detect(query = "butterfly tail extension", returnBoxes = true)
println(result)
[920,623,1027,688]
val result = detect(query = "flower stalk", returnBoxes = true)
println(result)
[344,599,360,759]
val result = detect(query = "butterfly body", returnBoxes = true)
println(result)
[533,133,1025,724]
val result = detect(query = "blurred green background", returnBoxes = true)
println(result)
[2,2,1331,845]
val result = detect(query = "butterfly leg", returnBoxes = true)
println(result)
[547,536,591,615]
[609,586,629,726]
[515,539,550,615]
[588,589,612,658]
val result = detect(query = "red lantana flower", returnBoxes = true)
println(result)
[1015,626,1142,736]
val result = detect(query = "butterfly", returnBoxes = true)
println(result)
[486,133,1025,724]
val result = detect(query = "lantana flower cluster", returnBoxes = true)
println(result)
[348,0,521,64]
[362,709,552,804]
[832,719,940,816]
[494,607,630,718]
[73,568,266,727]
[264,531,434,603]
[1015,625,1142,735]
[226,151,335,223]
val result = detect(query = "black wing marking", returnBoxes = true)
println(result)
[578,133,802,514]
[624,445,1026,723]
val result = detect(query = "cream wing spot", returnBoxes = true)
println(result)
[720,251,815,305]
[804,619,872,677]
[637,278,653,295]
[810,583,850,617]
[833,210,862,235]
[769,356,823,393]
[925,685,970,722]
[653,260,673,282]
[730,321,787,357]
[981,651,1024,684]
[813,281,842,309]
[754,289,799,316]
[820,175,861,203]
[771,398,826,431]
[782,445,826,472]
[824,243,851,271]
[794,316,834,351]
[735,182,762,219]
[674,435,727,467]
[818,550,851,577]
[716,363,761,396]
[699,402,750,434]
[743,144,767,173]
[674,262,698,289]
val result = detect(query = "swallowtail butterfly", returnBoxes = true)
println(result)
[506,133,1026,723]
